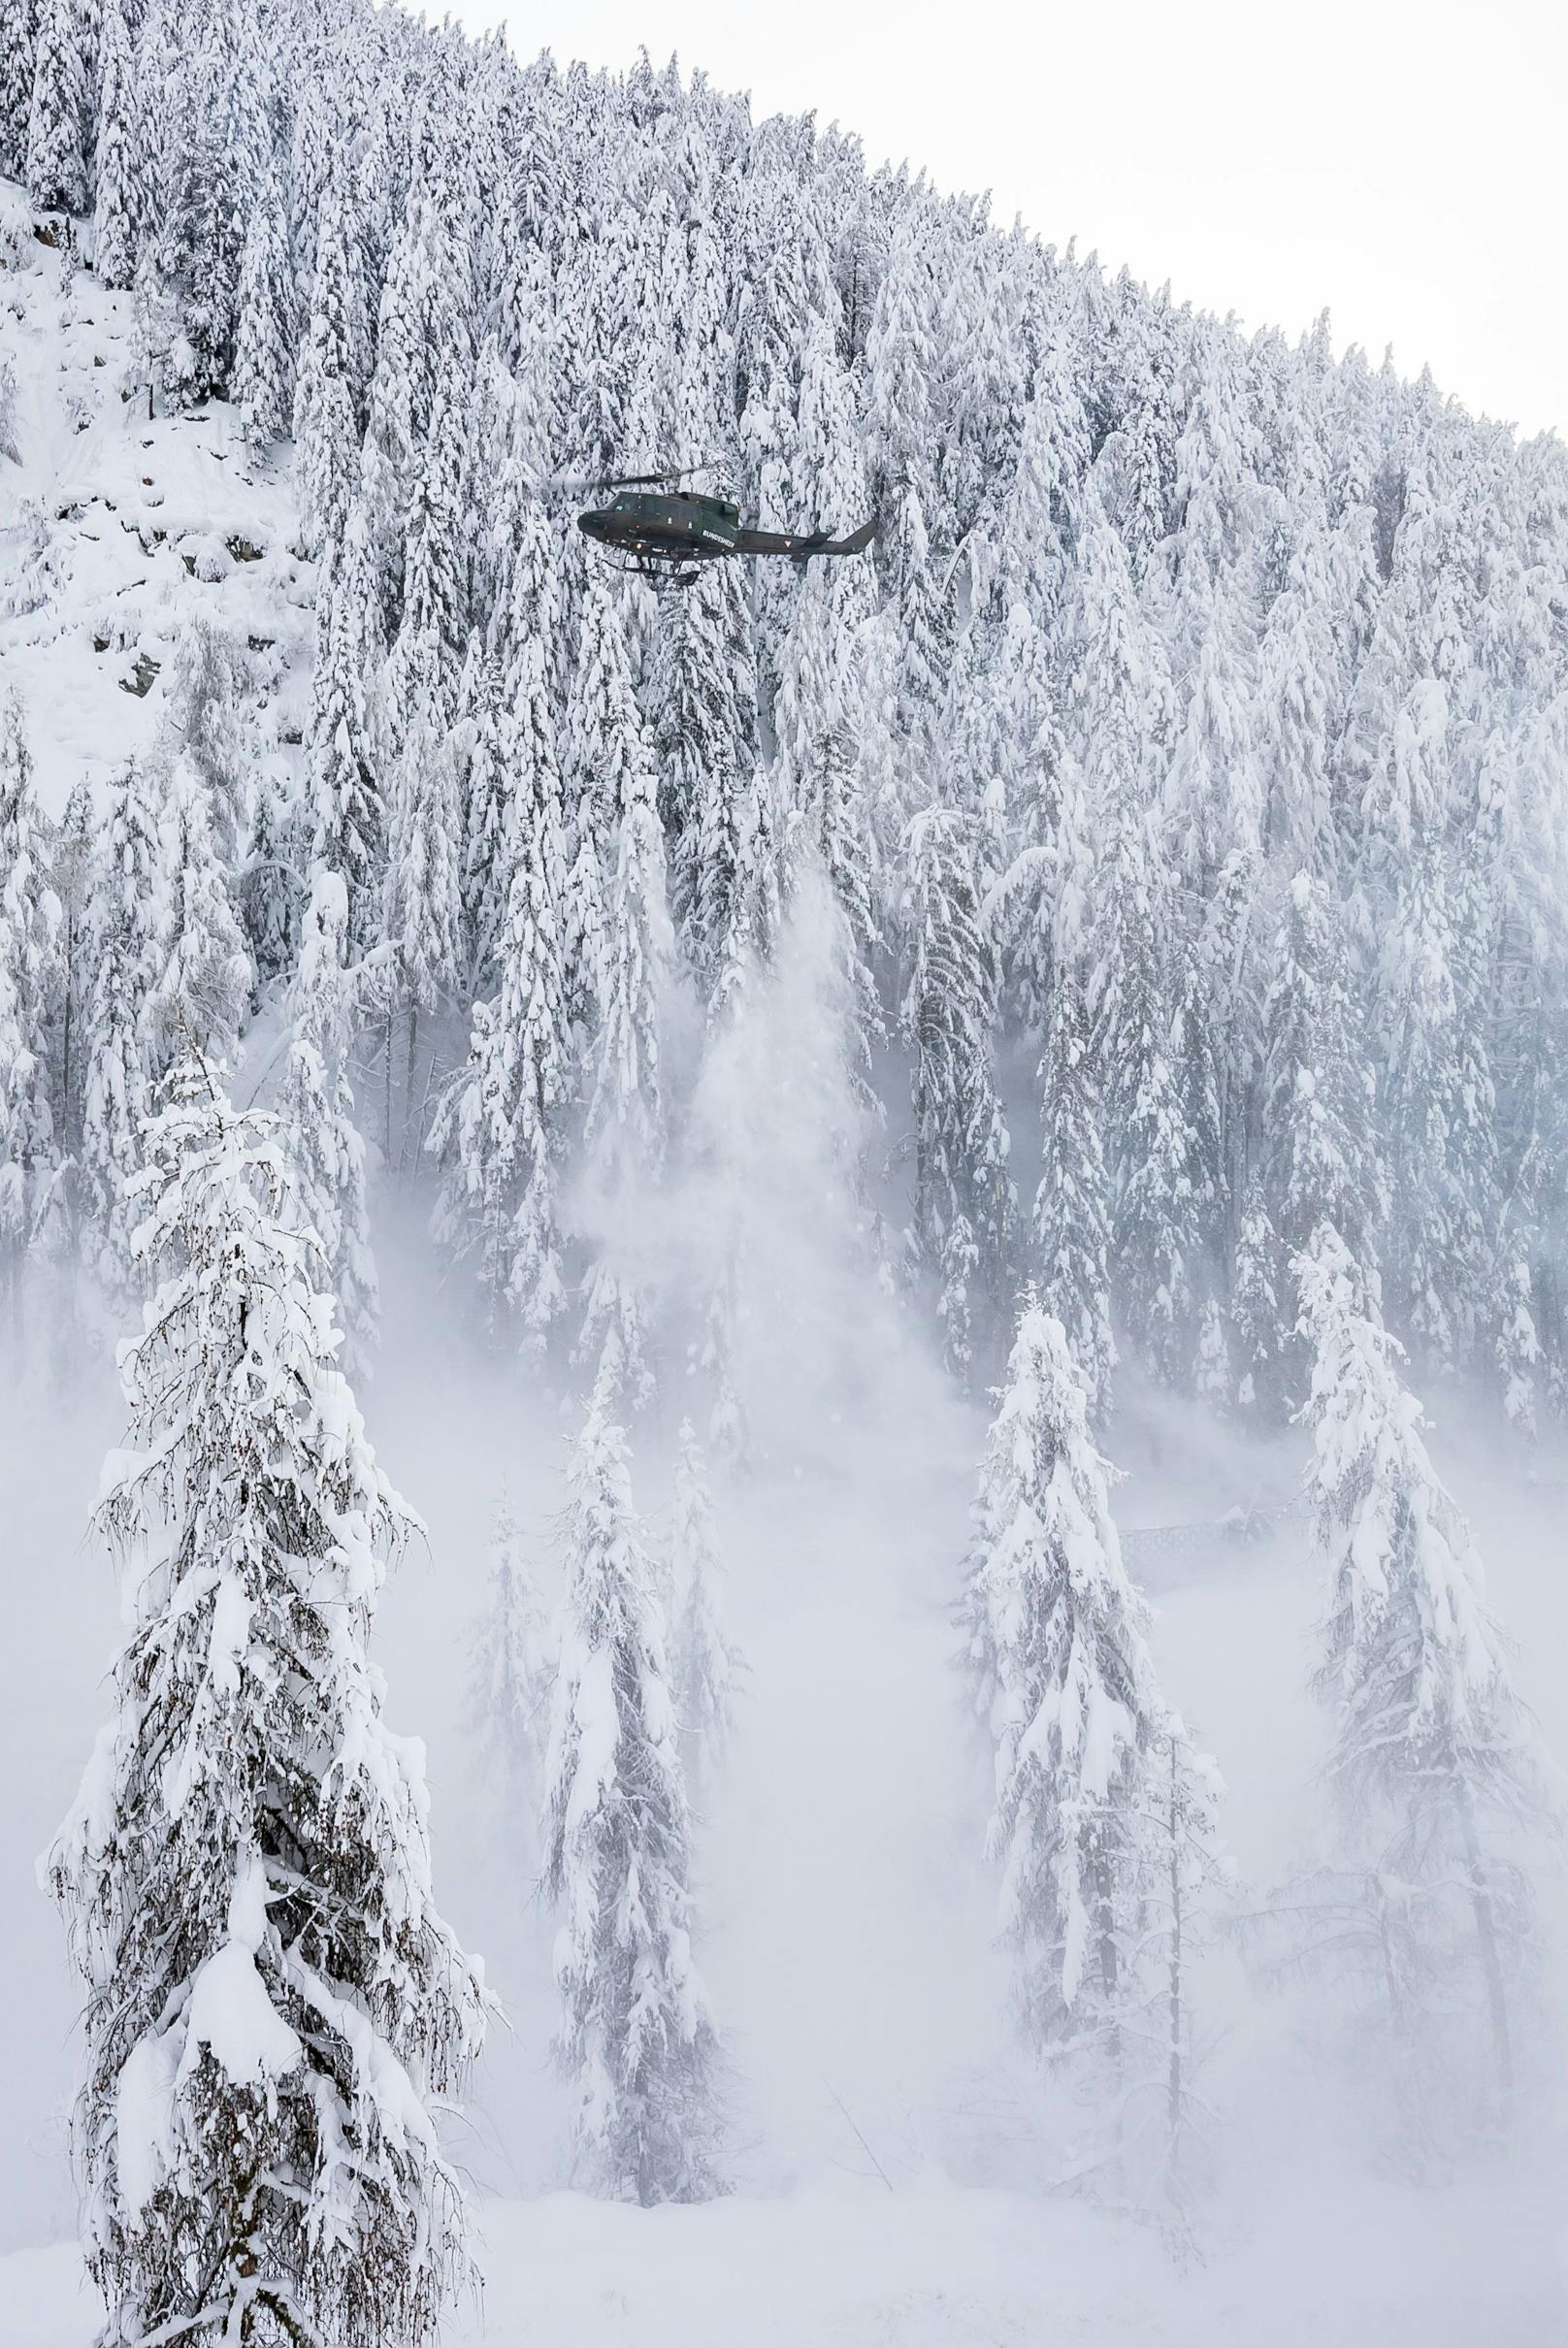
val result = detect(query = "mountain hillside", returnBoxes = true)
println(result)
[1,2,1567,2342]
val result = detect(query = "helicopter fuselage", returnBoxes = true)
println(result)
[575,488,875,585]
[577,489,742,567]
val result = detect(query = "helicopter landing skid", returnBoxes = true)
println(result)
[606,555,702,590]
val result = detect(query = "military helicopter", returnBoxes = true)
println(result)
[575,464,875,589]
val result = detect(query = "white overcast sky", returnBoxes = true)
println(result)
[445,0,1566,441]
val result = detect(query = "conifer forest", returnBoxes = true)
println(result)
[1,1,1566,2340]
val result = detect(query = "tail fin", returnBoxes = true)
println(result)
[821,518,876,556]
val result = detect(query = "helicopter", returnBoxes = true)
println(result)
[575,465,876,589]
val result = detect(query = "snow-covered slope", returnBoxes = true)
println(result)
[0,181,308,815]
[3,0,1568,2338]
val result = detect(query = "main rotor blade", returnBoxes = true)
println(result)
[539,457,728,498]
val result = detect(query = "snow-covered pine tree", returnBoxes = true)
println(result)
[1033,968,1115,1421]
[1136,1712,1227,2210]
[1382,842,1500,1376]
[81,759,163,1300]
[1290,1222,1555,2142]
[960,1299,1168,2113]
[653,559,762,990]
[46,1059,486,2348]
[670,1419,743,1805]
[146,761,253,1077]
[238,768,298,987]
[576,672,672,1409]
[0,0,34,182]
[1230,1176,1282,1414]
[0,690,61,1338]
[380,672,463,1171]
[560,563,642,1028]
[773,560,882,1076]
[308,497,385,954]
[158,618,250,872]
[147,0,244,408]
[470,1485,553,1810]
[91,0,143,291]
[431,635,572,1350]
[542,1386,724,2203]
[25,0,90,215]
[48,771,92,1155]
[900,803,1014,1383]
[293,156,366,558]
[278,867,378,1375]
[1258,870,1387,1398]
[1098,829,1197,1388]
[450,633,506,985]
[233,156,296,447]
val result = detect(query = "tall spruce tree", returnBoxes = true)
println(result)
[278,868,378,1376]
[670,1419,743,1806]
[25,0,90,214]
[961,1301,1179,2129]
[1290,1223,1555,2144]
[0,692,60,1337]
[900,804,1014,1383]
[1033,970,1115,1421]
[47,1061,486,2348]
[542,1388,724,2203]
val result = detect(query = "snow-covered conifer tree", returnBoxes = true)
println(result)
[146,763,253,1075]
[294,161,365,557]
[381,682,463,1168]
[1383,847,1499,1374]
[900,804,1013,1383]
[470,1487,553,1810]
[81,760,163,1297]
[48,772,93,1154]
[309,500,385,952]
[671,1419,743,1804]
[91,0,142,290]
[0,692,60,1335]
[47,1060,486,2348]
[654,561,762,988]
[576,691,671,1409]
[25,0,90,214]
[278,868,378,1374]
[1290,1223,1555,2139]
[233,159,296,446]
[961,1299,1170,2110]
[1138,1713,1227,2207]
[1230,1178,1281,1414]
[1034,970,1115,1421]
[542,1388,724,2202]
[431,643,572,1349]
[0,0,35,181]
[1098,835,1198,1388]
[560,565,644,1025]
[146,2,244,407]
[158,619,250,870]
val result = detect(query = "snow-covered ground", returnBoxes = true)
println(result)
[6,1198,1568,2343]
[1,181,310,821]
[8,2165,1566,2348]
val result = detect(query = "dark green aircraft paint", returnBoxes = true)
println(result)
[577,479,874,588]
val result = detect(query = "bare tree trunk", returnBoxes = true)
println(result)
[1370,1870,1421,2145]
[402,1004,419,1177]
[1456,1786,1515,2128]
[1166,1745,1184,2193]
[59,915,77,1150]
